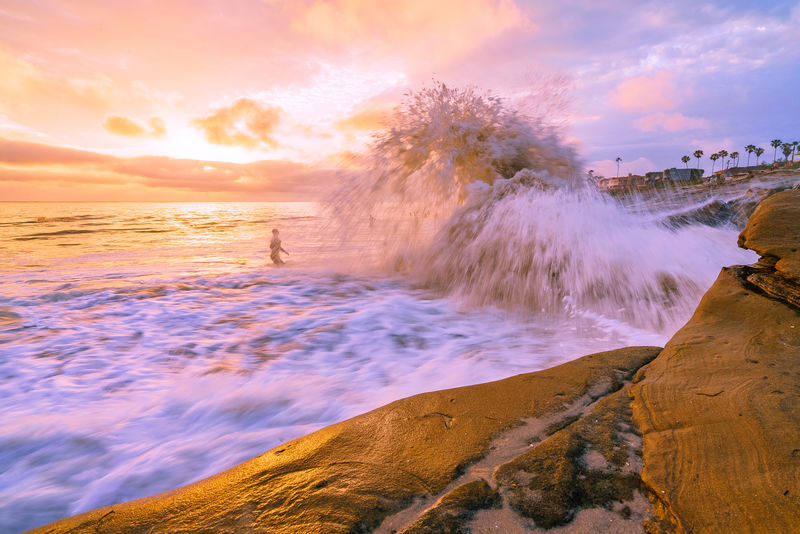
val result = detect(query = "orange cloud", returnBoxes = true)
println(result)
[0,46,41,95]
[335,98,395,131]
[103,116,166,138]
[609,71,677,112]
[0,44,178,151]
[193,98,281,149]
[0,137,335,200]
[148,117,166,137]
[293,0,529,66]
[634,112,708,132]
[335,108,388,131]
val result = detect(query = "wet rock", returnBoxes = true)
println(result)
[631,265,800,532]
[664,185,793,229]
[398,480,500,534]
[738,189,800,280]
[747,270,800,309]
[495,387,655,530]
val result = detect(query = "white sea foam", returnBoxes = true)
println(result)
[1,255,666,531]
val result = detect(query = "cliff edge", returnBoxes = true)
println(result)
[630,189,800,533]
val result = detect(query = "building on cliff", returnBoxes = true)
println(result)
[596,173,647,192]
[663,167,703,182]
[597,168,704,192]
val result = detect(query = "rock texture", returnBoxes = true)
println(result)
[631,190,800,532]
[29,190,800,533]
[493,387,655,531]
[738,189,800,307]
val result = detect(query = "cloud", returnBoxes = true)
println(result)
[0,138,111,165]
[193,98,282,150]
[634,112,708,132]
[609,71,677,112]
[148,117,166,138]
[0,45,41,95]
[0,137,335,200]
[103,116,166,138]
[2,0,799,182]
[292,0,530,66]
[335,97,395,131]
[104,116,145,137]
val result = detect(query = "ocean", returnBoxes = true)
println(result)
[0,195,756,532]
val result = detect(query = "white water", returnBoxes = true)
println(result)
[0,197,756,532]
[419,181,744,332]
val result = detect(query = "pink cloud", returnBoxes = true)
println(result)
[0,137,336,200]
[292,0,530,66]
[634,112,708,132]
[609,71,677,112]
[0,138,111,165]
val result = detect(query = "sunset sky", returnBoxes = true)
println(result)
[1,0,798,201]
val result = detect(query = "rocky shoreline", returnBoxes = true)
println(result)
[31,191,800,533]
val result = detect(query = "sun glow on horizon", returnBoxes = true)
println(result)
[90,65,407,166]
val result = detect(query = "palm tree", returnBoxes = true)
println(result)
[755,147,765,165]
[718,149,728,169]
[745,144,756,166]
[730,151,740,168]
[710,153,720,173]
[693,149,703,170]
[782,143,793,164]
[681,155,691,168]
[615,156,622,178]
[770,139,782,163]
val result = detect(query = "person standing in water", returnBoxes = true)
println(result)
[270,228,289,265]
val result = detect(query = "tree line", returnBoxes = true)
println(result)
[681,140,798,174]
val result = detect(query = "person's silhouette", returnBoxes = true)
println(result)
[270,228,288,265]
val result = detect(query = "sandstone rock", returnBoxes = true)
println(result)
[738,189,800,279]
[631,267,800,532]
[494,386,650,530]
[398,479,500,533]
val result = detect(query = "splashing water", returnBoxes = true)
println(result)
[418,175,752,332]
[326,82,578,260]
[327,82,755,331]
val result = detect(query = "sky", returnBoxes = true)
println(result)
[1,0,798,201]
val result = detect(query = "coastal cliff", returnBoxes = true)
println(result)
[630,189,800,532]
[31,191,800,533]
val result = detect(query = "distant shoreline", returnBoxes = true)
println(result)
[597,165,800,195]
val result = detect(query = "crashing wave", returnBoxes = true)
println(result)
[326,81,748,331]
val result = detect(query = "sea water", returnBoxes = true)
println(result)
[0,197,757,532]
